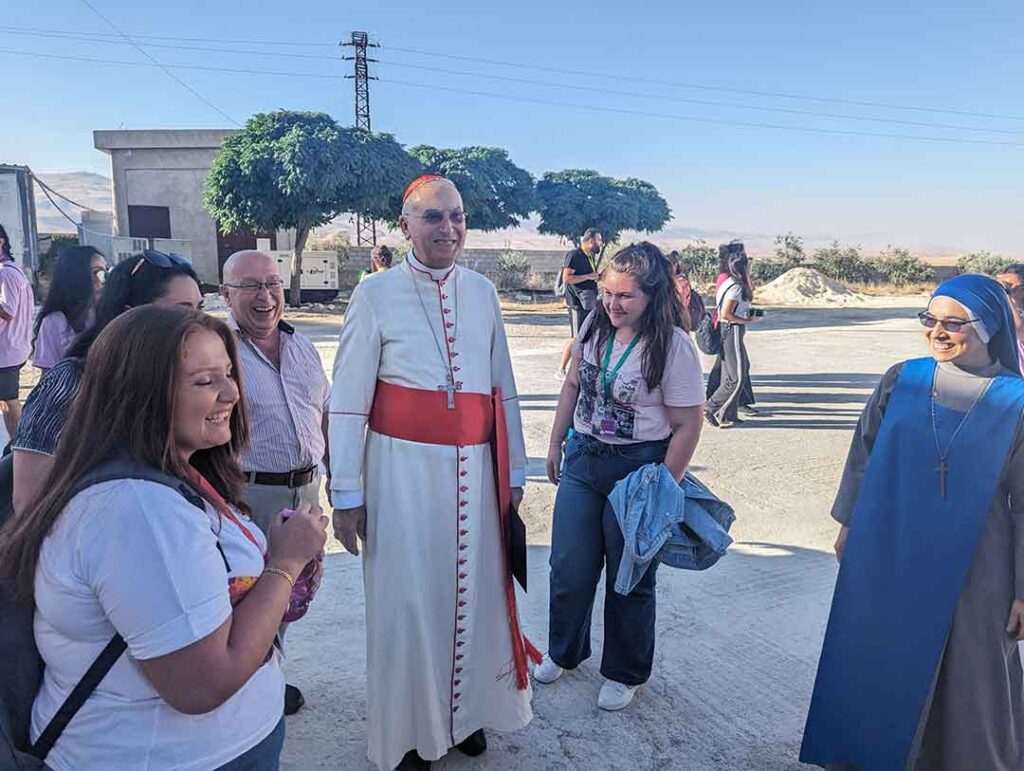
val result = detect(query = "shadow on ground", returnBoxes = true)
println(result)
[753,305,922,332]
[281,542,836,770]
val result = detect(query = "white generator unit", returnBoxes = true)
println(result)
[269,250,340,302]
[0,165,40,275]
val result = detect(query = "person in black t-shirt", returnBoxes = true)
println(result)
[558,228,602,376]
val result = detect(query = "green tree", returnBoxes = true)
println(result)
[957,250,1012,277]
[872,246,934,287]
[535,169,671,248]
[773,232,805,267]
[204,110,418,305]
[409,146,535,230]
[812,240,875,284]
[676,239,718,283]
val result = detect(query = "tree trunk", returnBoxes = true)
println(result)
[289,223,310,307]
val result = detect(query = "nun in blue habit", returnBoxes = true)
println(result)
[801,274,1024,770]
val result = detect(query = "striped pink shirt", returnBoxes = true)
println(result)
[228,314,330,473]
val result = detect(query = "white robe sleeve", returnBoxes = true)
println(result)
[489,285,527,487]
[329,285,382,508]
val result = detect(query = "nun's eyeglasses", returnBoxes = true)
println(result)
[917,312,980,333]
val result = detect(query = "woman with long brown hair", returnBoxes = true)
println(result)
[0,305,327,770]
[536,242,705,711]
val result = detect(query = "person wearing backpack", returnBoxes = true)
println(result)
[0,305,327,770]
[705,244,761,428]
[558,229,603,378]
[704,242,758,416]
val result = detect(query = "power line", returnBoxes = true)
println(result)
[4,23,1021,123]
[372,60,1023,137]
[73,3,239,126]
[384,45,1024,124]
[30,173,96,210]
[4,29,1017,135]
[6,49,1023,148]
[0,24,342,47]
[379,78,1024,148]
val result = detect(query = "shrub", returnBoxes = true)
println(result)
[812,241,876,284]
[494,250,531,290]
[40,233,78,276]
[774,232,805,265]
[676,239,718,284]
[750,258,792,284]
[871,246,934,287]
[956,251,1012,277]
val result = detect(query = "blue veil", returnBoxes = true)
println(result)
[931,273,1021,377]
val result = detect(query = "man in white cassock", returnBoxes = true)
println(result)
[329,175,536,770]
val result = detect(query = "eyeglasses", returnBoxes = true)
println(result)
[223,278,285,294]
[410,210,466,226]
[917,312,980,333]
[130,249,192,275]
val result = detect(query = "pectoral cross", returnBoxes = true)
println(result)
[936,459,948,500]
[438,371,456,410]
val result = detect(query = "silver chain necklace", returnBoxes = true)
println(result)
[408,260,459,409]
[930,369,990,500]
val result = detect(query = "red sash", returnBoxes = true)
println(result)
[369,380,541,689]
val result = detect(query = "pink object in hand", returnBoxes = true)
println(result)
[279,508,323,623]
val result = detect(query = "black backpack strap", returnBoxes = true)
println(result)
[28,459,207,761]
[30,634,126,759]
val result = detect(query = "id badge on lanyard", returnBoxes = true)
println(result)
[595,399,618,437]
[595,333,640,437]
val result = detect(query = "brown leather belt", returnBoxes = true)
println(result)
[245,466,318,488]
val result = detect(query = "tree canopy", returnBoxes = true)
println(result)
[534,169,671,246]
[203,110,418,304]
[409,146,535,230]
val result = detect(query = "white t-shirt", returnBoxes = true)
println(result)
[32,479,284,771]
[716,279,751,320]
[573,320,705,444]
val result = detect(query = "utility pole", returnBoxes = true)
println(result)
[341,31,379,246]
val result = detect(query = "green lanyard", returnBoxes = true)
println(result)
[600,333,641,399]
[581,247,597,274]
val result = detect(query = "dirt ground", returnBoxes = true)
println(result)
[0,296,931,769]
[272,295,929,770]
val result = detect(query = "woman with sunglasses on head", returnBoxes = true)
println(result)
[536,242,705,712]
[802,274,1024,770]
[33,246,108,374]
[11,250,202,515]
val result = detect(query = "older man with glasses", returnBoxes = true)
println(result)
[220,249,330,716]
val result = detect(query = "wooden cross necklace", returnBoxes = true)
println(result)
[929,373,990,500]
[409,262,459,410]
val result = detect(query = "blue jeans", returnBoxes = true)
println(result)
[216,718,285,771]
[548,432,669,686]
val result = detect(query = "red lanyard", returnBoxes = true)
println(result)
[186,468,261,552]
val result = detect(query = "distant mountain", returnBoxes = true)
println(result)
[33,171,966,261]
[34,172,112,233]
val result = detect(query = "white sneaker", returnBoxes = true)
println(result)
[598,679,639,711]
[533,654,564,684]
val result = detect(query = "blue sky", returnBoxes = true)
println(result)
[3,0,1023,254]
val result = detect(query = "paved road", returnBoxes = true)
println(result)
[273,300,928,769]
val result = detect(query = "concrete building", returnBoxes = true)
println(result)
[93,129,281,286]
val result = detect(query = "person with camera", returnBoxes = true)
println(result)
[705,244,761,428]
